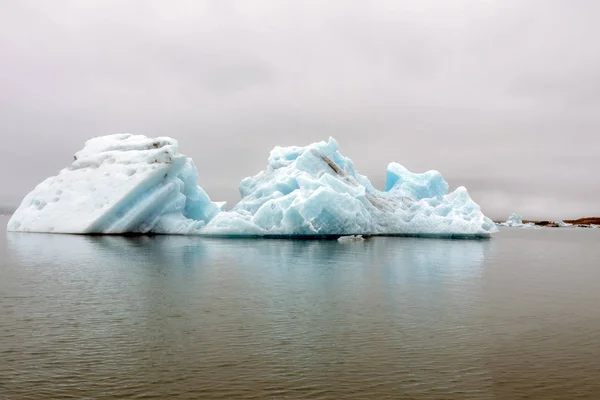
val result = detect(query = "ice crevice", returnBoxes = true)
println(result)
[7,134,497,237]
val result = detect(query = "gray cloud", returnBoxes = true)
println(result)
[1,0,599,220]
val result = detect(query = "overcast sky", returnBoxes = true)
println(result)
[1,0,599,219]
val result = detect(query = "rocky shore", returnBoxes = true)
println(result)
[495,216,600,228]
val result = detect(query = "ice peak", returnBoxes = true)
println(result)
[8,134,497,237]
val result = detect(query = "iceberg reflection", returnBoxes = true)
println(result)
[5,232,494,398]
[7,233,490,284]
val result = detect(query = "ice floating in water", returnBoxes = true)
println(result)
[498,213,537,228]
[7,134,221,234]
[554,220,572,227]
[203,137,496,237]
[499,213,523,227]
[337,235,365,243]
[8,134,497,237]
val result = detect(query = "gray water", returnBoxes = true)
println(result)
[1,216,600,399]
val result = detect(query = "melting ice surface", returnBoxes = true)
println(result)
[7,134,497,237]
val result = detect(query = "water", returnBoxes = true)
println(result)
[1,216,599,399]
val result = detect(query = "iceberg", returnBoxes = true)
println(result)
[554,220,572,228]
[203,137,496,237]
[7,134,221,234]
[7,134,497,238]
[498,213,537,228]
[338,235,366,243]
[498,213,525,227]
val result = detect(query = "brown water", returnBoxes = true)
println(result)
[1,216,600,399]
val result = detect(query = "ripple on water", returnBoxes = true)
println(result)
[1,223,600,399]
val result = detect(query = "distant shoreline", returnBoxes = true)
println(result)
[493,217,600,228]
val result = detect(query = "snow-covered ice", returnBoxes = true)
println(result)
[7,134,221,234]
[8,134,497,237]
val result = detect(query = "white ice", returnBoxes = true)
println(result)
[7,134,221,234]
[554,220,572,227]
[337,235,366,243]
[498,213,537,228]
[8,134,498,237]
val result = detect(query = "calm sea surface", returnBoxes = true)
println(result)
[1,215,599,399]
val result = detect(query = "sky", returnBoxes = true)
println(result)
[1,0,599,220]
